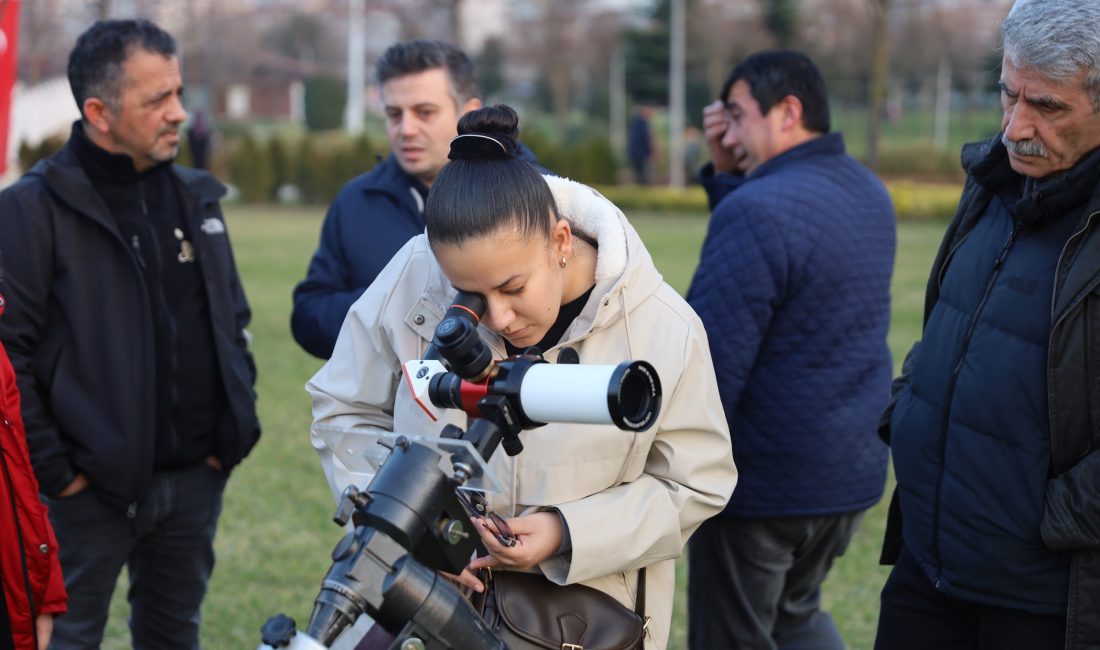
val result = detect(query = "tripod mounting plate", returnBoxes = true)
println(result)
[314,425,504,493]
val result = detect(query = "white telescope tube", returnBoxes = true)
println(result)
[516,361,660,431]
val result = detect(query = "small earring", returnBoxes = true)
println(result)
[560,256,567,268]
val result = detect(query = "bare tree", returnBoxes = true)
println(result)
[693,0,767,97]
[18,0,71,84]
[504,0,587,123]
[383,0,458,42]
[543,0,580,121]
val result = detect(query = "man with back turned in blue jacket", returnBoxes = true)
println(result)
[685,49,896,650]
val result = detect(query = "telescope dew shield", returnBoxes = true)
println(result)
[517,360,662,431]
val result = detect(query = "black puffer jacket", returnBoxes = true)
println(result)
[0,138,260,516]
[881,135,1100,650]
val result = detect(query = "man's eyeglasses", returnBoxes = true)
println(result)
[454,488,517,548]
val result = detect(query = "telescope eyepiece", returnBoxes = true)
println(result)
[432,317,493,381]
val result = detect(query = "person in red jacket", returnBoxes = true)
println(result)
[0,291,66,650]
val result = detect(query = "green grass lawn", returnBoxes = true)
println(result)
[96,204,947,649]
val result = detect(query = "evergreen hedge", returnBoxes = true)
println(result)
[13,130,963,220]
[303,76,346,132]
[593,180,961,220]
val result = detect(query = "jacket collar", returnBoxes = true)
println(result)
[70,120,167,184]
[360,154,427,210]
[542,175,663,353]
[957,135,1100,320]
[749,131,844,180]
[29,130,225,237]
[971,135,1100,229]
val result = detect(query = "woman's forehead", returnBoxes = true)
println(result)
[436,232,546,286]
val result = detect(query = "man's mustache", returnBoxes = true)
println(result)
[1002,134,1048,158]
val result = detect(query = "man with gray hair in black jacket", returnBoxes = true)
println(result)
[876,1,1100,648]
[0,19,259,648]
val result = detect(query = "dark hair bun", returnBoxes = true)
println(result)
[449,104,519,161]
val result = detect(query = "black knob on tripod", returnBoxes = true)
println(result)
[260,613,298,647]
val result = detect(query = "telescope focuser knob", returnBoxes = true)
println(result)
[333,485,371,526]
[260,613,297,647]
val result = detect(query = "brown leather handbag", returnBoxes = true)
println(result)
[475,568,648,650]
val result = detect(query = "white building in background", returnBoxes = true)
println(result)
[457,0,507,52]
[3,77,80,185]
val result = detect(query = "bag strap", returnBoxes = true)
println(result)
[636,566,650,646]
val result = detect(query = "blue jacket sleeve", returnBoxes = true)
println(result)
[686,194,788,415]
[698,162,748,211]
[291,198,366,359]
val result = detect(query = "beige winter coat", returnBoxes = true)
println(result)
[307,175,736,649]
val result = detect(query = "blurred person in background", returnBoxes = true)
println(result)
[186,108,212,171]
[627,104,655,185]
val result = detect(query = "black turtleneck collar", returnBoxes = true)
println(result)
[69,120,173,186]
[973,138,1100,229]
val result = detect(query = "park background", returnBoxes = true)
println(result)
[8,0,1020,648]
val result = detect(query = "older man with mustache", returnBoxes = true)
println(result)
[0,19,260,649]
[874,1,1100,649]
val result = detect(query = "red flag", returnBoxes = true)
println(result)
[0,0,20,176]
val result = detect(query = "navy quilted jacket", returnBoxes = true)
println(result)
[687,133,895,517]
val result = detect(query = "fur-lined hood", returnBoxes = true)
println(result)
[540,174,665,356]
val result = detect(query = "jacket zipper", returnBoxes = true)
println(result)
[1050,210,1099,325]
[131,235,146,269]
[931,224,1018,575]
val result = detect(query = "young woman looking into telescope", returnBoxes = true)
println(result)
[308,104,736,649]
